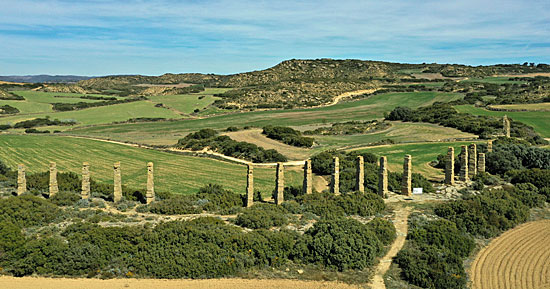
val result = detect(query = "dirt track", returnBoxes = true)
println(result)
[470,219,550,289]
[0,276,365,289]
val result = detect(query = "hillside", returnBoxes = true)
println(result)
[38,59,550,109]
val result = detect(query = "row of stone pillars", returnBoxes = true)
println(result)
[445,142,489,185]
[245,154,414,206]
[16,162,156,204]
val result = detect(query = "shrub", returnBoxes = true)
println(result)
[235,204,289,229]
[367,217,397,246]
[293,218,384,271]
[262,125,314,148]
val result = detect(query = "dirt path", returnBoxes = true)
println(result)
[327,89,378,106]
[369,205,411,289]
[0,276,365,289]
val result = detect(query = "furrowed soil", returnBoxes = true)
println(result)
[0,276,365,289]
[470,219,550,289]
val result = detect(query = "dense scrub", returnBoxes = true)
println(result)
[51,97,145,111]
[485,143,550,174]
[0,105,20,114]
[13,117,77,129]
[262,126,314,148]
[396,181,547,289]
[303,120,391,135]
[176,129,287,163]
[386,103,547,144]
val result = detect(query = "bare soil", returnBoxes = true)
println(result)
[0,276,365,289]
[469,219,550,289]
[223,129,312,160]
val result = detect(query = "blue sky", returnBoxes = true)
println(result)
[0,0,549,75]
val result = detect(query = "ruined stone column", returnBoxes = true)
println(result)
[331,157,340,194]
[146,162,155,204]
[17,164,26,195]
[487,140,493,153]
[468,143,477,177]
[81,162,90,199]
[459,146,469,181]
[246,164,254,207]
[113,162,122,202]
[303,159,312,195]
[503,115,511,137]
[356,156,365,193]
[478,153,486,173]
[378,156,388,198]
[49,162,58,197]
[445,147,455,185]
[274,162,284,205]
[402,155,412,196]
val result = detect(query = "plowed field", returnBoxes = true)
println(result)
[470,220,550,289]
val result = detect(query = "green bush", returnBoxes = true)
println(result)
[0,195,63,227]
[366,217,397,246]
[262,125,314,148]
[293,218,384,271]
[235,204,289,229]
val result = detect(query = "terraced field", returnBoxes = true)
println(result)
[70,91,463,145]
[470,220,550,289]
[455,105,550,138]
[0,134,302,195]
[490,102,550,111]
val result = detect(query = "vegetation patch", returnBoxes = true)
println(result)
[262,126,314,148]
[304,120,390,135]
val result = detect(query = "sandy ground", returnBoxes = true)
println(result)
[223,129,312,160]
[469,219,550,289]
[0,276,365,289]
[369,205,411,289]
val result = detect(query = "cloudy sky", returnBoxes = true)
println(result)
[1,0,549,75]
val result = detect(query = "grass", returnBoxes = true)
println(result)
[489,103,550,111]
[459,77,527,84]
[0,101,182,127]
[69,92,463,145]
[454,105,550,138]
[147,88,227,114]
[350,141,483,179]
[0,134,303,196]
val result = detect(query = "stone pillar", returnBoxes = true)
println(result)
[503,115,511,137]
[478,153,486,173]
[487,140,493,153]
[402,155,412,196]
[378,156,388,198]
[113,162,122,202]
[274,163,284,205]
[468,143,477,177]
[303,159,312,195]
[356,156,365,193]
[146,162,155,204]
[445,147,455,185]
[459,146,469,181]
[17,164,26,195]
[331,157,339,194]
[81,162,90,199]
[49,162,58,197]
[246,164,254,207]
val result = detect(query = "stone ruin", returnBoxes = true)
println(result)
[445,147,455,185]
[274,162,285,205]
[17,164,26,196]
[245,164,254,207]
[444,141,491,184]
[356,156,364,193]
[81,162,90,199]
[49,162,58,197]
[468,143,477,177]
[146,162,155,204]
[113,161,122,202]
[330,157,340,194]
[378,156,388,198]
[303,159,313,195]
[402,155,412,196]
[459,145,469,181]
[503,115,511,137]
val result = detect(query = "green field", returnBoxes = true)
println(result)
[69,91,463,145]
[0,91,118,114]
[460,76,527,84]
[147,88,228,114]
[455,105,550,138]
[350,141,483,179]
[0,134,303,195]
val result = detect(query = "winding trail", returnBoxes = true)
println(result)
[369,205,411,289]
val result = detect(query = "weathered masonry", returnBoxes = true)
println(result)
[331,157,340,194]
[478,153,486,173]
[460,145,469,181]
[49,162,58,197]
[378,156,388,197]
[445,147,455,185]
[274,162,284,205]
[146,162,155,204]
[503,115,511,137]
[113,162,122,202]
[402,155,412,196]
[17,164,26,195]
[468,143,477,177]
[356,156,365,193]
[81,162,90,199]
[245,164,254,207]
[303,159,312,195]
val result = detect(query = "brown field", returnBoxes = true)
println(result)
[490,103,550,111]
[470,219,550,289]
[0,276,365,289]
[500,73,550,78]
[223,129,312,160]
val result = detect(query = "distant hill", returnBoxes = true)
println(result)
[0,75,94,83]
[34,59,550,108]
